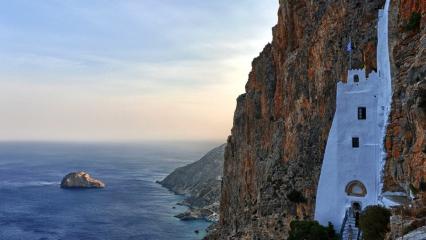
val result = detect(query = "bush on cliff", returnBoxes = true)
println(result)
[288,220,338,240]
[419,178,426,192]
[359,205,391,240]
[286,189,307,203]
[405,12,421,31]
[326,222,338,239]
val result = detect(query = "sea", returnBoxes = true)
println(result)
[0,141,219,240]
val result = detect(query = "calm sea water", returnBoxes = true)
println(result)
[0,141,218,240]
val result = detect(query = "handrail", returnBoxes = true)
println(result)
[357,230,362,240]
[340,209,349,239]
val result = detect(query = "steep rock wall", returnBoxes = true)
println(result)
[384,0,425,202]
[213,0,386,239]
[160,144,225,208]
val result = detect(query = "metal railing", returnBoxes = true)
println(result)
[340,209,350,239]
[357,230,362,240]
[340,207,363,240]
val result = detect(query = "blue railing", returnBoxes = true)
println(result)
[357,230,362,240]
[339,207,363,240]
[340,209,349,239]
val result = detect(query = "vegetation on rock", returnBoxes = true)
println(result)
[359,205,391,240]
[405,12,421,31]
[288,220,338,240]
[286,189,307,203]
[419,178,426,192]
[409,183,419,195]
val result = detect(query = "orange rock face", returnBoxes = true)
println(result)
[384,0,425,197]
[399,0,426,20]
[210,0,387,239]
[209,1,425,239]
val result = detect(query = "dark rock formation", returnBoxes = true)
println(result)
[210,0,389,239]
[160,144,225,221]
[175,208,216,221]
[60,172,105,189]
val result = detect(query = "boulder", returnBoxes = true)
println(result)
[396,226,426,240]
[60,171,105,189]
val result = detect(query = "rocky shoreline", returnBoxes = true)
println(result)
[158,144,225,223]
[174,205,219,222]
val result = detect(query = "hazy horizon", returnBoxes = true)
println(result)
[0,1,278,142]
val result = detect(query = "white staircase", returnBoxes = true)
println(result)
[340,208,362,240]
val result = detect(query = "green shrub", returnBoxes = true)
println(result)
[359,205,391,240]
[327,222,338,239]
[409,183,419,195]
[288,220,338,240]
[405,12,421,31]
[419,178,426,192]
[287,189,307,203]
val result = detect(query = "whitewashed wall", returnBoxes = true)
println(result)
[315,0,392,230]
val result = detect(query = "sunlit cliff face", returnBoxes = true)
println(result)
[0,0,278,141]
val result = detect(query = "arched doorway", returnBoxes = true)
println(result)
[345,180,367,197]
[351,202,362,227]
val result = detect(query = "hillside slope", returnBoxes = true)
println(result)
[159,144,225,220]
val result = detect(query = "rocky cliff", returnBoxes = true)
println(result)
[160,144,225,221]
[384,0,425,237]
[210,0,425,239]
[385,0,425,199]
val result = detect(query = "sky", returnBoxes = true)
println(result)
[0,0,278,142]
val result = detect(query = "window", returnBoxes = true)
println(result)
[354,74,360,82]
[352,137,359,148]
[358,107,366,120]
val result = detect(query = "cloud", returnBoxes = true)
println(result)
[0,0,278,141]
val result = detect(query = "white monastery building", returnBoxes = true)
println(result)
[315,0,392,238]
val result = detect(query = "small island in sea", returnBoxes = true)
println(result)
[0,142,215,239]
[60,171,105,189]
